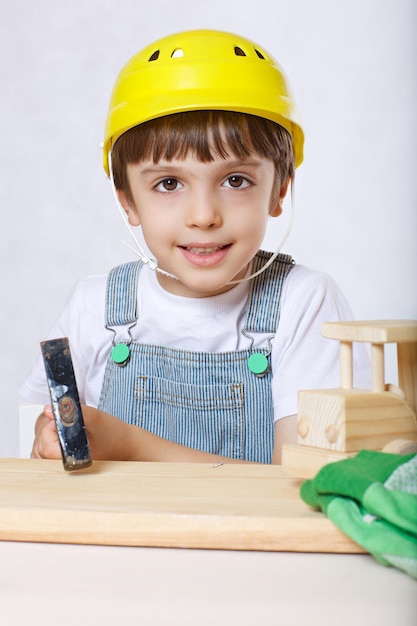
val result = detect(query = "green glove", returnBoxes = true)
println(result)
[300,451,417,579]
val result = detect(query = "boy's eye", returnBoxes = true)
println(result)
[224,175,250,189]
[155,178,181,192]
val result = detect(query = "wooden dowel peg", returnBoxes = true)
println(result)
[340,341,353,389]
[371,343,385,392]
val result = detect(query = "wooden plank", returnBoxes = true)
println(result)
[0,459,364,553]
[321,320,417,344]
[282,444,354,479]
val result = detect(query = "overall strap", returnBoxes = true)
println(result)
[104,261,143,326]
[244,250,294,334]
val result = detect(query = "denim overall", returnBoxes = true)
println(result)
[98,250,294,463]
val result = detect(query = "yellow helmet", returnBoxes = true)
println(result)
[103,29,304,175]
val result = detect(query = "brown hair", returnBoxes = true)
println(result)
[111,111,295,204]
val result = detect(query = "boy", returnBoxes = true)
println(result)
[22,29,369,464]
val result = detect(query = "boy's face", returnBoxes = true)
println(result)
[118,152,286,298]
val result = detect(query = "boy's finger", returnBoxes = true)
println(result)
[43,405,54,420]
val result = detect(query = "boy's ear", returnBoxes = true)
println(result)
[116,190,141,226]
[270,177,291,217]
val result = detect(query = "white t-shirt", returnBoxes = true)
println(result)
[19,263,370,420]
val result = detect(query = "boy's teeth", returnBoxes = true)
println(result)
[188,246,221,254]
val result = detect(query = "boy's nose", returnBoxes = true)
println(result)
[185,192,223,229]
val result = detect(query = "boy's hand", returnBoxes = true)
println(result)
[31,406,61,460]
[30,404,137,461]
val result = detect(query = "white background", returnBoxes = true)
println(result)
[0,0,415,457]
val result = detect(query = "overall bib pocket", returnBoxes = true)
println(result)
[135,375,245,458]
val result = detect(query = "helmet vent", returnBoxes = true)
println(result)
[171,48,184,58]
[148,50,160,61]
[234,46,246,56]
[254,49,265,59]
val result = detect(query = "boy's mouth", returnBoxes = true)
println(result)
[178,243,232,266]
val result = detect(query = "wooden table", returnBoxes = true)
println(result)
[1,542,415,626]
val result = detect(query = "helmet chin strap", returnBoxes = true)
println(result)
[108,150,295,286]
[228,183,295,285]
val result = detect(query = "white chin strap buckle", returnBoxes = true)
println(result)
[145,258,157,270]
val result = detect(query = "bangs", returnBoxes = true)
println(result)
[123,111,252,162]
[111,110,294,195]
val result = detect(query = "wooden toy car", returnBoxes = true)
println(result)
[282,320,417,478]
